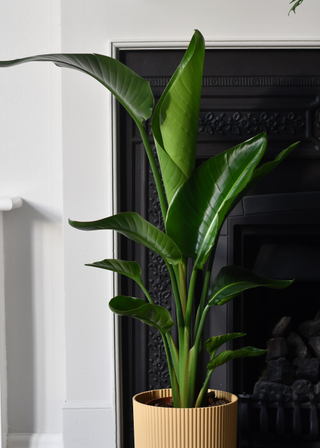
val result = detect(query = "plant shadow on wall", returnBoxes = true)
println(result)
[0,31,297,411]
[3,202,61,432]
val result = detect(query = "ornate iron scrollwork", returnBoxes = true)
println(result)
[199,111,305,137]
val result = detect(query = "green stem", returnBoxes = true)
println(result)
[139,281,155,305]
[161,332,180,407]
[185,269,198,334]
[166,262,184,337]
[195,365,215,408]
[166,333,179,377]
[137,121,168,220]
[194,247,216,338]
[178,261,187,318]
[193,304,210,361]
[179,327,190,407]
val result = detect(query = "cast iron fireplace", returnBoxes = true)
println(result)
[117,46,320,447]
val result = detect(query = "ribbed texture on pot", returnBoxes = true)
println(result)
[133,389,238,448]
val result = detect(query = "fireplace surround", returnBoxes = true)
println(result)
[117,46,320,447]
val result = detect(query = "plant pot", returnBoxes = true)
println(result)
[133,388,238,448]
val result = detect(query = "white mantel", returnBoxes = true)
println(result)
[0,0,319,447]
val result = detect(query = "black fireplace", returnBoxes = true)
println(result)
[117,46,320,447]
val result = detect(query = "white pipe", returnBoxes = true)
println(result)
[0,197,23,211]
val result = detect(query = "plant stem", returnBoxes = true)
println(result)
[178,261,187,318]
[195,365,214,408]
[166,262,184,345]
[185,269,198,334]
[194,246,216,338]
[193,304,210,361]
[136,121,168,220]
[179,327,190,407]
[166,333,179,376]
[139,281,155,304]
[161,332,181,407]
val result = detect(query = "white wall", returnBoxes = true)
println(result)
[0,1,65,447]
[0,0,319,447]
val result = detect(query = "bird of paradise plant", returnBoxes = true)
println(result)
[0,30,297,408]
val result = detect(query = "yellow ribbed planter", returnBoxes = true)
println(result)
[133,389,238,448]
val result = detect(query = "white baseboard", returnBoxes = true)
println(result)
[7,433,63,448]
[63,401,116,448]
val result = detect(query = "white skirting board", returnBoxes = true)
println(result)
[63,401,116,448]
[7,434,63,448]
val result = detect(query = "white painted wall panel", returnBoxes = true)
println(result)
[0,0,64,440]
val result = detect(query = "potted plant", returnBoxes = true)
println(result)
[0,30,297,448]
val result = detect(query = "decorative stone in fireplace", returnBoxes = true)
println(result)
[117,47,320,447]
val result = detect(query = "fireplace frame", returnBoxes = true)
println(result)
[110,38,320,448]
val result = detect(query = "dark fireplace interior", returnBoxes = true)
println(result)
[117,46,320,447]
[230,200,320,394]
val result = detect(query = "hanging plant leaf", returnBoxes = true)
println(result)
[109,296,175,333]
[69,212,182,266]
[288,0,305,14]
[207,346,267,370]
[86,259,142,283]
[204,333,246,355]
[208,265,294,307]
[0,53,154,124]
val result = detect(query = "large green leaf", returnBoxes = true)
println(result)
[152,30,205,205]
[69,212,181,265]
[166,133,267,268]
[207,347,267,370]
[86,259,142,282]
[204,333,246,355]
[109,296,175,333]
[208,265,294,307]
[0,53,154,124]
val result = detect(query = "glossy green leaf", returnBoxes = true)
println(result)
[166,133,267,268]
[204,333,246,355]
[215,141,298,225]
[152,30,205,204]
[208,265,294,307]
[0,53,154,124]
[207,346,267,370]
[109,296,175,333]
[69,212,181,265]
[246,141,299,191]
[86,259,142,283]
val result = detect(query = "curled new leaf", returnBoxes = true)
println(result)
[208,265,294,307]
[109,296,175,333]
[69,212,182,266]
[152,30,205,204]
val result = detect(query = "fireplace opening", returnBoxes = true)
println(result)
[228,194,320,446]
[231,225,320,395]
